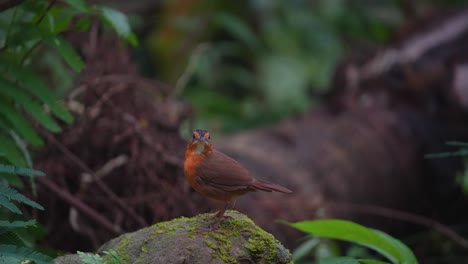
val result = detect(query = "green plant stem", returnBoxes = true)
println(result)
[35,0,57,24]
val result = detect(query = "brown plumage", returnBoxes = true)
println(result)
[184,129,292,226]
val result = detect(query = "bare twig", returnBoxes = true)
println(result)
[38,177,122,235]
[43,132,147,226]
[69,74,166,100]
[36,0,57,25]
[358,9,468,82]
[325,202,468,249]
[82,155,128,182]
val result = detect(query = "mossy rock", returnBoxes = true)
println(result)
[54,210,292,264]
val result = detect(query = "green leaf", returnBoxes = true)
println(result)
[75,17,92,32]
[358,259,390,264]
[47,6,81,33]
[7,66,74,124]
[319,256,361,264]
[0,163,45,178]
[0,195,22,214]
[0,219,36,228]
[45,36,85,72]
[0,101,43,146]
[61,0,92,13]
[98,6,138,46]
[0,133,27,167]
[0,172,24,188]
[0,182,44,210]
[0,244,52,264]
[0,77,62,132]
[289,219,418,264]
[78,251,103,264]
[103,250,123,264]
[215,13,261,51]
[293,237,320,261]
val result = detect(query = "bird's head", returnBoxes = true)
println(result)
[188,129,212,154]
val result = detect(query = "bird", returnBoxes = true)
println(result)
[184,129,292,227]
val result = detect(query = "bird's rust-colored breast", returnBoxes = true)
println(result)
[184,148,205,189]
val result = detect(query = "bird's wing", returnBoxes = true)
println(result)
[196,149,254,191]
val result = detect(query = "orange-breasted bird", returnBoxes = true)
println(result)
[184,129,292,225]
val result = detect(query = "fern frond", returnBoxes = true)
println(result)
[0,77,62,133]
[0,133,27,167]
[0,132,27,188]
[0,163,45,178]
[0,220,36,236]
[8,130,39,194]
[0,195,22,214]
[0,172,23,189]
[6,66,74,124]
[45,36,85,72]
[78,251,103,264]
[0,100,43,146]
[0,182,43,210]
[0,219,36,228]
[0,244,52,264]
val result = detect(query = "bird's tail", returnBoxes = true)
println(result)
[252,179,292,193]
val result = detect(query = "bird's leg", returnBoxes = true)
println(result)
[215,201,229,218]
[210,201,230,229]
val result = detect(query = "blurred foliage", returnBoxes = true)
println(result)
[150,0,405,132]
[425,141,468,195]
[0,0,136,261]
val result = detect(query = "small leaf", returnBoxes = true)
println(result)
[293,237,320,261]
[0,172,24,188]
[75,17,92,32]
[45,36,85,72]
[358,259,390,264]
[0,133,27,167]
[78,251,103,264]
[0,102,43,146]
[61,0,92,13]
[319,256,361,264]
[215,13,261,51]
[0,195,22,214]
[0,182,44,210]
[0,77,62,132]
[0,219,36,228]
[0,244,52,264]
[7,66,74,124]
[289,219,418,264]
[0,163,45,178]
[98,6,138,46]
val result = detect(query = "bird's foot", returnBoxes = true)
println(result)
[201,213,233,230]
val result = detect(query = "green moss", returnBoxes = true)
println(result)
[151,217,186,235]
[112,234,132,263]
[241,216,282,263]
[101,210,290,263]
[196,210,285,263]
[141,242,148,253]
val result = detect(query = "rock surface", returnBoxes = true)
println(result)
[54,211,292,264]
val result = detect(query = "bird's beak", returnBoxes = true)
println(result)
[192,138,205,143]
